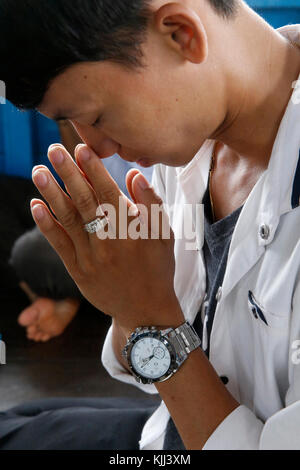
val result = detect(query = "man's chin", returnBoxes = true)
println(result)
[119,148,195,168]
[158,156,195,168]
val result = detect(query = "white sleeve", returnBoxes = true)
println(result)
[203,279,300,450]
[101,165,167,396]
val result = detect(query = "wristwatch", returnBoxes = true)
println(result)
[122,321,201,384]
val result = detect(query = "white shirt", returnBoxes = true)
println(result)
[101,24,300,450]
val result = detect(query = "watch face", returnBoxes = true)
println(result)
[130,336,172,380]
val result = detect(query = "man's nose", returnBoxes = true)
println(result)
[71,121,119,159]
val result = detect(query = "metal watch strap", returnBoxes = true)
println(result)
[161,321,201,366]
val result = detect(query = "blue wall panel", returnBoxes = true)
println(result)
[0,101,33,178]
[248,0,300,28]
[0,105,60,179]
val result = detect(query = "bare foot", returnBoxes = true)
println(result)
[18,285,80,342]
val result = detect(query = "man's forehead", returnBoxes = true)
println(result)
[38,81,99,121]
[38,60,128,121]
[38,63,102,118]
[37,95,97,122]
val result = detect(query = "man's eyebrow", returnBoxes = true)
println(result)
[53,113,74,122]
[50,107,98,123]
[51,108,80,122]
[54,116,67,122]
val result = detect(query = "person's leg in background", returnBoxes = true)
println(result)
[9,225,83,342]
[0,396,159,450]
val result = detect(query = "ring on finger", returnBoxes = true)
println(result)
[84,217,108,234]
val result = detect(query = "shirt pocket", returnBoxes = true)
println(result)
[247,290,289,330]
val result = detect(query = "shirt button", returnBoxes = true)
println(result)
[215,286,222,303]
[259,224,270,240]
[220,376,229,385]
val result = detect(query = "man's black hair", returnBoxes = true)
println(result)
[0,0,238,111]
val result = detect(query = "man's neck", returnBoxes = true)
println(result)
[211,7,300,169]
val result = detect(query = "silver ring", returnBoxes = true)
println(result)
[84,217,108,234]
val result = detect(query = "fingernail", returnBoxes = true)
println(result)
[137,174,150,191]
[32,170,48,188]
[79,146,91,162]
[128,205,140,217]
[49,148,64,166]
[31,204,45,221]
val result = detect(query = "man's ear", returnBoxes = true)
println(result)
[154,2,208,64]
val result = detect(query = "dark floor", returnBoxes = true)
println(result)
[0,175,160,412]
[0,287,160,412]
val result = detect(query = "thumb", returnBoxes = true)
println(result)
[132,172,171,239]
[131,172,162,207]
